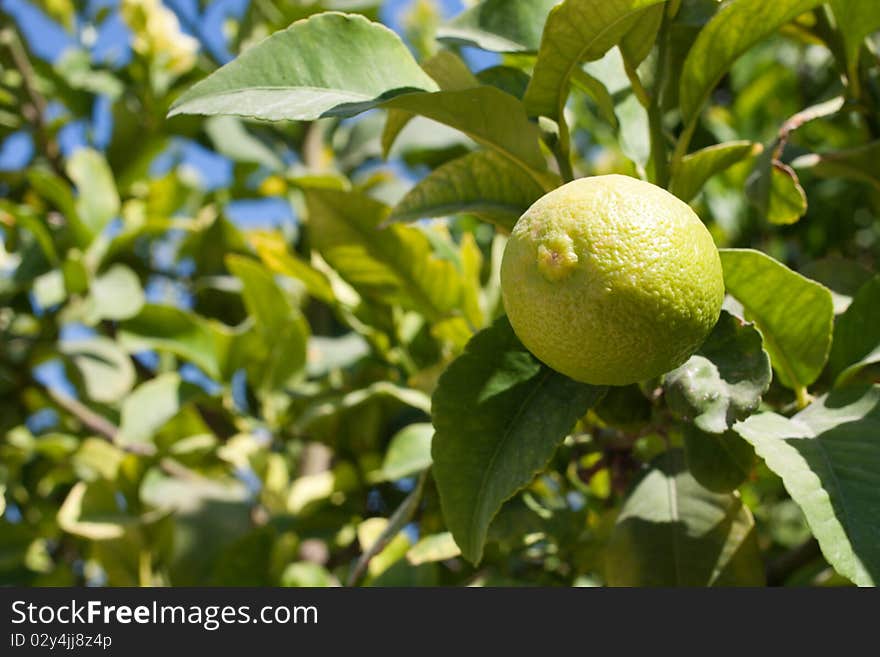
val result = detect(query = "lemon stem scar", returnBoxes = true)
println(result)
[537,235,579,282]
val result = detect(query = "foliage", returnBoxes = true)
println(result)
[1,0,879,587]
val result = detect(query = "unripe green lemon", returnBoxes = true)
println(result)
[500,175,724,386]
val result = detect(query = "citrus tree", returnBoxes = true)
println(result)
[1,0,879,586]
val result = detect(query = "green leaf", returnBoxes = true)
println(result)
[829,275,880,386]
[678,0,823,127]
[204,116,284,170]
[734,386,880,586]
[119,373,201,446]
[800,257,874,315]
[437,0,560,53]
[381,50,479,159]
[305,189,464,322]
[746,160,807,225]
[382,87,551,188]
[669,140,761,202]
[606,451,764,586]
[169,13,438,121]
[380,423,434,481]
[665,311,772,434]
[571,68,619,129]
[831,0,880,95]
[60,337,135,404]
[792,141,880,192]
[119,305,240,381]
[226,255,309,389]
[406,532,461,565]
[720,249,833,390]
[66,148,120,241]
[683,426,755,493]
[390,150,546,231]
[523,0,666,121]
[620,3,665,67]
[432,316,605,564]
[476,66,531,100]
[58,481,130,541]
[86,264,145,322]
[252,235,335,305]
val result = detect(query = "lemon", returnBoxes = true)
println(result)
[500,175,724,386]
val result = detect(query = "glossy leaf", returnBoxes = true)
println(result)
[437,0,560,53]
[524,0,666,120]
[169,13,438,121]
[606,450,764,586]
[390,150,546,230]
[720,249,833,390]
[734,386,880,586]
[670,140,761,202]
[679,0,823,127]
[665,311,771,434]
[432,316,605,564]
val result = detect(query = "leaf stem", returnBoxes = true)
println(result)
[794,385,811,410]
[645,13,671,188]
[554,109,575,183]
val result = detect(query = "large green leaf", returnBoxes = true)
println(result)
[734,386,880,586]
[432,316,605,564]
[669,140,761,202]
[390,150,546,231]
[305,189,464,322]
[169,13,438,121]
[66,148,120,242]
[605,450,765,586]
[60,337,135,404]
[831,0,880,95]
[382,87,551,187]
[679,0,823,127]
[720,249,833,390]
[437,0,560,53]
[523,0,666,121]
[829,274,880,386]
[665,311,771,434]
